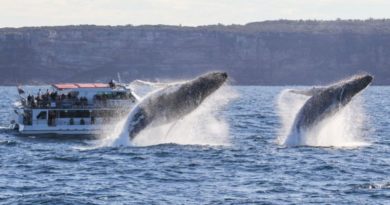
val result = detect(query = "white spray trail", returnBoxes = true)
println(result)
[99,85,237,147]
[277,89,370,147]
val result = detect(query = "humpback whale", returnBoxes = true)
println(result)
[125,72,228,140]
[285,74,373,145]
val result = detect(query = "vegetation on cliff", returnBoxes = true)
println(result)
[1,20,389,85]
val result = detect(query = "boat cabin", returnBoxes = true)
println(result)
[12,82,139,136]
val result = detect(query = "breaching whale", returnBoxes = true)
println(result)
[125,71,228,140]
[285,74,373,145]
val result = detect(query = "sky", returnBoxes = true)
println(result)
[1,0,390,28]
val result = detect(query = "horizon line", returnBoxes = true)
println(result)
[1,18,390,29]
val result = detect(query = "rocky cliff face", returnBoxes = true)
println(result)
[1,20,390,85]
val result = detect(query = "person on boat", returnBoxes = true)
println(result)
[27,95,32,106]
[50,91,57,101]
[109,79,116,88]
[30,95,36,107]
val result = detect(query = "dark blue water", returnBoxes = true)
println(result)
[0,86,389,204]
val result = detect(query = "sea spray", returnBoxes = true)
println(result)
[133,85,235,146]
[277,89,370,147]
[100,85,237,147]
[276,89,310,144]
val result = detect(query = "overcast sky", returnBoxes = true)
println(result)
[1,0,389,27]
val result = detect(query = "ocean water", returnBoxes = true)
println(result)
[0,86,389,204]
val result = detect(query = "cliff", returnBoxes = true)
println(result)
[1,20,390,85]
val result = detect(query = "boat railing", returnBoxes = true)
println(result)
[30,116,118,126]
[22,98,134,109]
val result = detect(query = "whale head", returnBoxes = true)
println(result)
[337,74,373,105]
[189,71,228,102]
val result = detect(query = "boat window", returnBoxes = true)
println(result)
[37,111,47,120]
[59,110,90,118]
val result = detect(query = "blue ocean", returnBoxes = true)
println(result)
[0,86,389,204]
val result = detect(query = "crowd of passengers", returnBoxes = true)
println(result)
[25,89,136,108]
[25,89,88,108]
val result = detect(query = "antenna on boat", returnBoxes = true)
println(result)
[117,72,122,84]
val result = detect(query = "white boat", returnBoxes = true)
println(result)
[11,82,138,137]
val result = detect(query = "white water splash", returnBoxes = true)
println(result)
[98,85,237,147]
[277,89,370,147]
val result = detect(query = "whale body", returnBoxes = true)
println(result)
[126,72,228,140]
[285,74,373,145]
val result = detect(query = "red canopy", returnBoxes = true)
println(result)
[93,83,110,88]
[53,83,78,90]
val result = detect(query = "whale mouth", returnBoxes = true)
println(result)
[220,72,228,79]
[363,75,373,85]
[200,71,228,86]
[350,74,373,85]
[351,74,373,92]
[216,72,228,84]
[355,74,373,84]
[209,71,228,82]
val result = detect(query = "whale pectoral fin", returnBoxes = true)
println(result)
[128,110,149,140]
[128,120,146,140]
[289,87,326,96]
